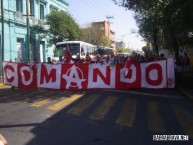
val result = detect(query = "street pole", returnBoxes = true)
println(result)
[26,0,30,63]
[1,0,4,62]
[1,0,4,83]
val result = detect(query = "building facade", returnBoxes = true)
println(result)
[0,0,68,74]
[92,21,116,47]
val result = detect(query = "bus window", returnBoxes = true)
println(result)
[81,46,85,56]
[54,49,64,57]
[68,44,80,55]
[54,41,97,61]
[55,43,80,56]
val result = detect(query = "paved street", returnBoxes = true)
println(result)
[0,88,193,145]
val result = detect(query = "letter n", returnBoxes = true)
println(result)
[93,66,110,85]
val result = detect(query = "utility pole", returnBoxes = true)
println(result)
[1,0,4,61]
[26,0,30,62]
[1,0,4,82]
[106,15,113,47]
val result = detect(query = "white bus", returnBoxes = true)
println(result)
[97,46,114,57]
[54,41,98,61]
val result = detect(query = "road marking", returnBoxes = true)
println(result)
[31,98,53,107]
[148,101,166,132]
[47,94,84,111]
[172,104,193,138]
[20,91,51,103]
[67,95,99,116]
[116,99,137,127]
[89,96,117,120]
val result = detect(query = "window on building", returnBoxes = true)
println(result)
[16,38,24,62]
[16,0,23,12]
[40,4,45,19]
[29,0,35,16]
[50,5,58,11]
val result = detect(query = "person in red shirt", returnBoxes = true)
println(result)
[64,50,73,64]
[84,53,91,63]
[95,54,101,63]
[124,55,133,76]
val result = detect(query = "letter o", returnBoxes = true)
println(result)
[146,64,163,86]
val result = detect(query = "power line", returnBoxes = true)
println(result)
[82,0,104,22]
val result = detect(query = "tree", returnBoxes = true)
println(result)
[116,46,131,53]
[135,12,161,54]
[31,11,80,45]
[113,0,167,54]
[78,26,110,46]
[142,42,151,54]
[113,0,193,65]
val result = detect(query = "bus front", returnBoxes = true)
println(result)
[54,42,81,61]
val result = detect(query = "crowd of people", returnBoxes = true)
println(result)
[46,50,167,66]
[179,52,190,72]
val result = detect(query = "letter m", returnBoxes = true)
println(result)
[40,64,56,84]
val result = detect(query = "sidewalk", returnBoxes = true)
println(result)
[176,85,193,101]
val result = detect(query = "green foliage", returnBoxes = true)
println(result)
[79,27,110,47]
[113,0,193,64]
[116,46,131,53]
[45,11,80,44]
[142,46,148,53]
[100,35,110,47]
[30,25,45,35]
[31,11,81,45]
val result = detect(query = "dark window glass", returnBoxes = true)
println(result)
[30,0,35,15]
[40,4,44,19]
[16,0,23,12]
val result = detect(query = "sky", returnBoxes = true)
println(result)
[66,0,146,50]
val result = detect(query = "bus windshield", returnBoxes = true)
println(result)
[54,43,80,57]
[97,46,113,57]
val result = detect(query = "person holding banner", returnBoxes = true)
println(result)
[84,53,91,64]
[58,55,64,64]
[124,55,133,76]
[73,54,83,63]
[47,57,53,64]
[183,52,190,72]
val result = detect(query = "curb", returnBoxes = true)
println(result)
[177,85,193,101]
[0,84,12,89]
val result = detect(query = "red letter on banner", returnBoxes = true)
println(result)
[93,66,111,85]
[146,64,163,86]
[18,63,37,89]
[4,65,14,82]
[40,64,56,84]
